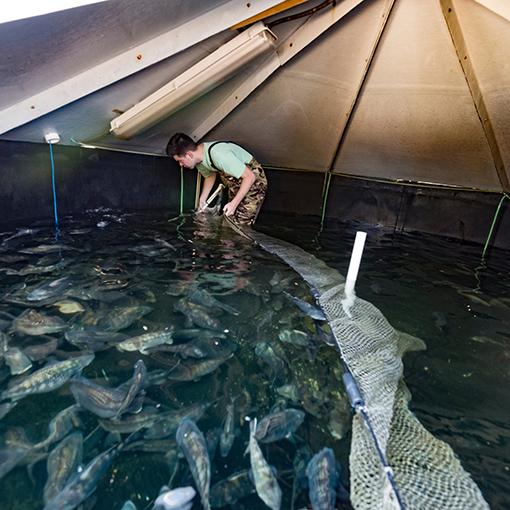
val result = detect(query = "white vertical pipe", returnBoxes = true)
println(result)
[342,231,367,316]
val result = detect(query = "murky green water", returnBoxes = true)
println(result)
[0,208,508,510]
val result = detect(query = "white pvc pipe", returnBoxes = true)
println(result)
[346,231,367,290]
[342,231,367,316]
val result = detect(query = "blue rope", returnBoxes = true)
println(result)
[48,141,62,251]
[49,142,59,229]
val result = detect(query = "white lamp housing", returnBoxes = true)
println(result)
[110,22,277,140]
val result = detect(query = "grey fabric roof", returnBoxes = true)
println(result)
[0,0,508,192]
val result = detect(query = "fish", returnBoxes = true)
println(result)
[255,342,288,385]
[283,291,326,320]
[306,447,339,510]
[172,329,227,341]
[64,330,130,352]
[248,418,282,510]
[98,406,161,434]
[33,404,83,451]
[154,237,177,249]
[210,469,255,508]
[155,486,196,510]
[270,270,285,287]
[43,431,83,505]
[19,243,80,255]
[2,227,39,243]
[0,447,29,480]
[166,356,231,382]
[22,337,59,361]
[26,276,74,301]
[174,298,228,332]
[278,329,310,347]
[176,418,211,510]
[0,402,17,421]
[1,354,95,402]
[68,286,126,302]
[205,427,222,459]
[53,300,86,314]
[128,243,170,257]
[328,408,349,440]
[4,347,33,375]
[256,310,275,334]
[147,342,205,359]
[117,330,173,355]
[99,305,153,332]
[70,376,144,419]
[124,438,178,455]
[276,383,300,403]
[43,431,139,510]
[165,281,191,297]
[5,263,61,277]
[189,285,240,315]
[255,409,305,443]
[144,400,212,440]
[291,445,313,510]
[187,336,237,359]
[115,359,147,419]
[0,254,29,263]
[12,309,69,336]
[220,396,238,457]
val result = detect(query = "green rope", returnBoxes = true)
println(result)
[473,193,510,291]
[313,172,332,251]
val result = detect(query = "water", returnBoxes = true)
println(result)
[0,207,508,510]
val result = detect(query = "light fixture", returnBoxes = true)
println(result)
[110,22,277,140]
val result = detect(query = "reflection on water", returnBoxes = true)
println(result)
[0,208,508,510]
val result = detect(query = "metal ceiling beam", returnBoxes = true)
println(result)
[191,0,366,142]
[0,0,284,137]
[440,0,510,192]
[326,0,395,177]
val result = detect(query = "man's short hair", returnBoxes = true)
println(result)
[166,133,198,157]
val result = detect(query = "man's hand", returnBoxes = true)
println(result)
[223,201,238,217]
[198,197,208,211]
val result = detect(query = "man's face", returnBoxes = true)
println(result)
[173,151,196,169]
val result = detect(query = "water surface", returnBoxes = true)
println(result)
[0,208,507,510]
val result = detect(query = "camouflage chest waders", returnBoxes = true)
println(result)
[208,143,267,226]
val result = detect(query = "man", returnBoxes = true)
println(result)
[166,133,267,226]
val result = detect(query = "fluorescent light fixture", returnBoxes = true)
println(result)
[0,0,107,24]
[110,22,277,140]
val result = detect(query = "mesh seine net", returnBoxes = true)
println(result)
[228,218,490,510]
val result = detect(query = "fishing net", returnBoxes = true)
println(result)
[227,218,490,510]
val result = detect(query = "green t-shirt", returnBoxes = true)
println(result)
[196,142,253,179]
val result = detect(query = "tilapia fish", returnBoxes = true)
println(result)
[210,469,255,508]
[117,330,173,355]
[174,299,228,332]
[43,432,139,510]
[220,396,238,458]
[176,418,211,510]
[144,400,212,440]
[255,409,305,443]
[1,354,95,402]
[99,305,153,332]
[166,356,231,382]
[43,431,83,505]
[27,276,74,301]
[70,376,144,419]
[12,309,69,336]
[283,291,326,320]
[248,418,282,510]
[306,447,339,510]
[189,285,240,315]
